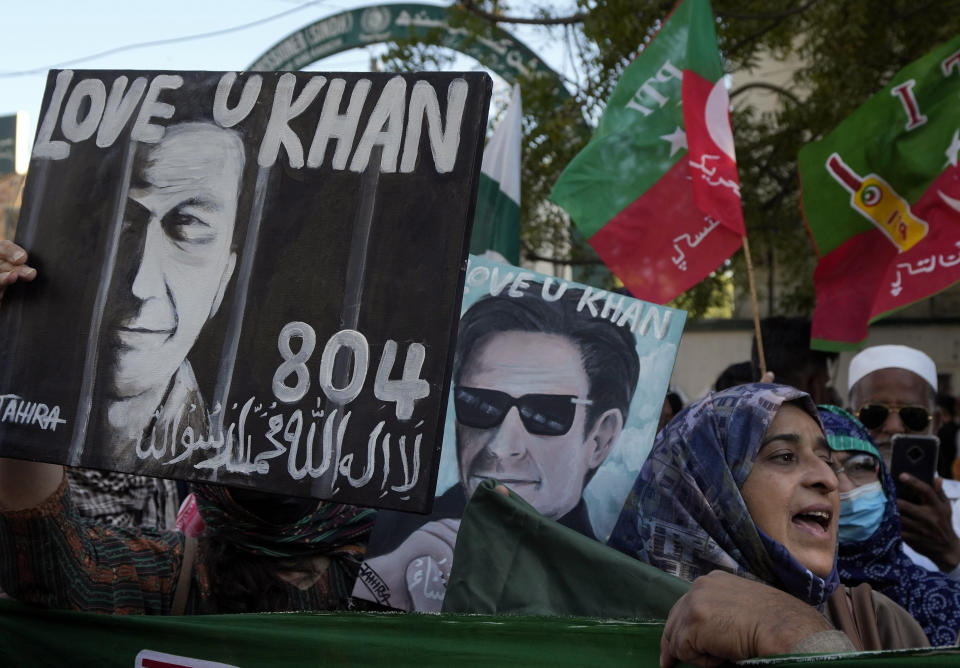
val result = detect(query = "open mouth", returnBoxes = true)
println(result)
[792,508,832,534]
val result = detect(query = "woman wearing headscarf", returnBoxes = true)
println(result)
[820,404,960,646]
[608,383,928,666]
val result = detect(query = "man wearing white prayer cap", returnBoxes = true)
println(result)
[849,344,960,580]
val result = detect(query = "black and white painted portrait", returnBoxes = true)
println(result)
[91,122,243,471]
[0,69,492,511]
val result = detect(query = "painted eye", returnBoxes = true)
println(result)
[122,198,150,230]
[163,210,216,245]
[861,184,882,207]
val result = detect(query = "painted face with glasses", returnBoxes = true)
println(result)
[454,330,624,520]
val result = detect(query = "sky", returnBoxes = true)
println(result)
[2,0,576,169]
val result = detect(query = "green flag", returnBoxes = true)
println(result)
[800,34,960,350]
[471,84,522,264]
[444,479,689,618]
[550,0,744,304]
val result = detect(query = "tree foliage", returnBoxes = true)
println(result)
[383,1,960,318]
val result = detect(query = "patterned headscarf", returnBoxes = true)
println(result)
[67,468,179,530]
[192,484,375,558]
[608,383,840,607]
[819,405,960,646]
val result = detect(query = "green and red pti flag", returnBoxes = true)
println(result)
[801,34,960,350]
[550,0,744,304]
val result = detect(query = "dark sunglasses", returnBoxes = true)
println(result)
[855,403,932,432]
[453,386,593,436]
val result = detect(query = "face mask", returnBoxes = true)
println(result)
[837,481,886,543]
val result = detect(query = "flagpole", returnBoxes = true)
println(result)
[741,234,767,377]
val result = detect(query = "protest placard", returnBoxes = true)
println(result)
[0,69,491,512]
[353,254,687,610]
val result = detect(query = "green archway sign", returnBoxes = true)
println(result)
[249,2,570,101]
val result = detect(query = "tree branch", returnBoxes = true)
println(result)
[724,0,820,57]
[460,1,587,25]
[730,82,801,106]
[716,1,821,20]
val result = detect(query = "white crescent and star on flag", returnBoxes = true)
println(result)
[659,80,735,161]
[660,126,687,157]
[939,128,960,213]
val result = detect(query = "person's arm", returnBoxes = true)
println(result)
[659,571,847,668]
[0,465,186,614]
[0,458,65,510]
[897,473,960,574]
[0,240,36,308]
[870,589,930,650]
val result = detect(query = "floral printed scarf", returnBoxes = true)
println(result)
[608,383,839,607]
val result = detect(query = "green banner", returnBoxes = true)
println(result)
[1,598,959,666]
